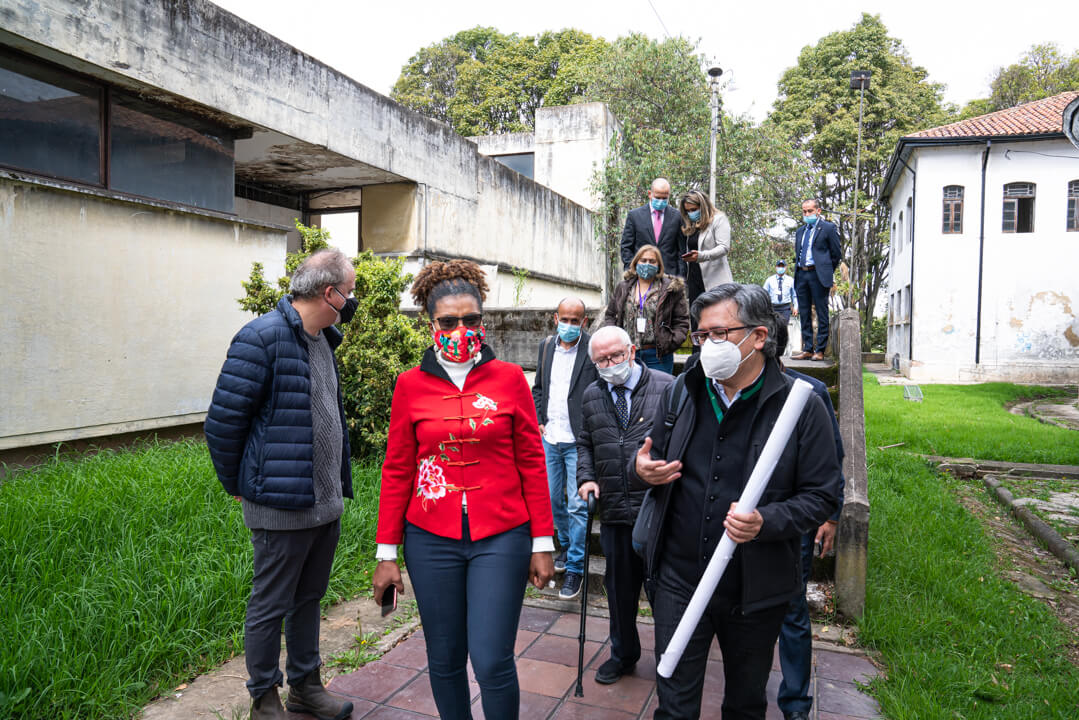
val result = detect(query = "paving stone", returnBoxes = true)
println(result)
[515,657,579,697]
[815,650,879,684]
[567,669,654,713]
[820,713,871,720]
[470,690,560,720]
[363,707,438,719]
[586,646,657,681]
[328,663,420,704]
[514,628,541,655]
[547,611,611,642]
[551,702,637,719]
[519,605,562,633]
[380,635,428,670]
[522,632,604,668]
[384,672,478,717]
[817,679,881,718]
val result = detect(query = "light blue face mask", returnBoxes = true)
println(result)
[688,209,701,222]
[636,262,658,279]
[804,214,819,225]
[556,321,581,343]
[650,198,668,212]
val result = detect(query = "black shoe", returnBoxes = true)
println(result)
[783,712,810,720]
[554,549,568,574]
[595,657,636,685]
[558,572,582,599]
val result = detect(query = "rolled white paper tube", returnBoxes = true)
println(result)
[656,378,815,679]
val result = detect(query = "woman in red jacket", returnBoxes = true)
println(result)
[372,260,555,719]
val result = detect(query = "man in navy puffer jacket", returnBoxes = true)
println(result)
[205,249,357,720]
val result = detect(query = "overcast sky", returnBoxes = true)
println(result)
[212,0,1077,122]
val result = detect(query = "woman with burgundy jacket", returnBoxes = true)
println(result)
[372,260,555,720]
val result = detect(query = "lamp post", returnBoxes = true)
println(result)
[849,69,871,306]
[707,64,723,206]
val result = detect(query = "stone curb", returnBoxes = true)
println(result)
[982,475,1079,575]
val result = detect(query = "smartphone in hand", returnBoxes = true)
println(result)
[381,585,397,617]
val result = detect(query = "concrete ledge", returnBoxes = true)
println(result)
[983,476,1079,574]
[926,456,1079,481]
[835,308,869,620]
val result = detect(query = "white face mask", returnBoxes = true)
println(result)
[597,358,633,386]
[699,333,753,381]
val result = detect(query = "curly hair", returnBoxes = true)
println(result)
[411,259,490,317]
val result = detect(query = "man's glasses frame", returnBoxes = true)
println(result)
[434,313,483,331]
[593,348,629,368]
[690,325,752,346]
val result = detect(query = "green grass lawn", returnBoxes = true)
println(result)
[0,440,381,720]
[860,373,1079,719]
[863,374,1077,465]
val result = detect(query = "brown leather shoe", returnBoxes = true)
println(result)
[286,670,353,720]
[791,351,812,360]
[811,352,825,361]
[251,688,288,720]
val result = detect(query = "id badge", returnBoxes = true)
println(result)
[636,316,647,333]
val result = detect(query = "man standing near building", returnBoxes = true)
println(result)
[576,326,672,685]
[620,177,686,278]
[763,259,798,329]
[631,283,841,720]
[205,249,358,720]
[532,298,600,600]
[792,199,842,361]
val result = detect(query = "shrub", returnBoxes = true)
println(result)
[238,221,427,460]
[867,314,886,352]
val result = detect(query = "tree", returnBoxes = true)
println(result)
[239,221,427,459]
[960,43,1079,118]
[586,34,813,291]
[392,27,607,136]
[770,13,951,347]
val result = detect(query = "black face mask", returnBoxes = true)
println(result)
[329,287,358,324]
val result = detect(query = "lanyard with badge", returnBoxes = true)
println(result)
[636,280,652,334]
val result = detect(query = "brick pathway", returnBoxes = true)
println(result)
[319,605,882,719]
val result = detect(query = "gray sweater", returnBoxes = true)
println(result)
[242,329,345,530]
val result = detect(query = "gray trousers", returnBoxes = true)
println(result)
[245,519,341,698]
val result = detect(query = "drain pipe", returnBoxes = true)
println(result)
[975,140,991,365]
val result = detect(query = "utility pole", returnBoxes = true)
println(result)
[707,63,723,206]
[849,70,871,306]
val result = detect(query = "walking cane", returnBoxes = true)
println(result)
[574,490,598,697]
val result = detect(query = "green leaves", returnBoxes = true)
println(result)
[961,42,1079,117]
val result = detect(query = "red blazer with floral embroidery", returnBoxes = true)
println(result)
[376,347,554,544]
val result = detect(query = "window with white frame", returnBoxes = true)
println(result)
[942,185,963,233]
[1068,180,1079,232]
[1002,182,1035,233]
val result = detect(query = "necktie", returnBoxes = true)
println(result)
[652,210,663,242]
[777,275,784,302]
[614,386,629,429]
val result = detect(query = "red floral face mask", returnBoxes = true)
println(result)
[434,325,486,363]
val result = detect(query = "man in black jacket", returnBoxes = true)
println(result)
[576,325,673,685]
[205,249,357,720]
[620,177,687,277]
[531,298,600,599]
[631,283,841,720]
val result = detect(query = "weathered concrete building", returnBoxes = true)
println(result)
[879,92,1079,384]
[0,0,605,452]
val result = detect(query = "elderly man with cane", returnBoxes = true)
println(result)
[630,284,841,720]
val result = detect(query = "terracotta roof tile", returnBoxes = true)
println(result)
[908,91,1079,139]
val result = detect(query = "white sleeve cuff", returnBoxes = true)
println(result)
[531,536,555,553]
[376,543,399,562]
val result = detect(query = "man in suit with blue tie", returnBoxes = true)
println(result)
[792,199,842,361]
[620,177,686,278]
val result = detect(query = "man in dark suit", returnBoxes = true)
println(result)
[531,298,601,600]
[792,199,843,360]
[620,177,686,277]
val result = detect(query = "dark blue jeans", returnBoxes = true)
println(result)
[794,268,831,353]
[639,347,674,375]
[778,532,816,715]
[404,518,531,720]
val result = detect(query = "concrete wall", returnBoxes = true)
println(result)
[887,140,1079,383]
[534,103,619,211]
[0,177,286,449]
[470,133,535,157]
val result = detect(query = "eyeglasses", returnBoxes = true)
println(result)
[592,349,629,368]
[434,313,483,331]
[690,325,751,346]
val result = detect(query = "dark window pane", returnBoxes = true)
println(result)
[1068,197,1078,232]
[0,50,101,184]
[1003,182,1035,198]
[492,153,534,178]
[1002,199,1016,232]
[110,92,234,212]
[1016,197,1034,233]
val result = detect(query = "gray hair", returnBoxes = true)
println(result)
[289,249,353,299]
[690,283,777,359]
[588,325,632,359]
